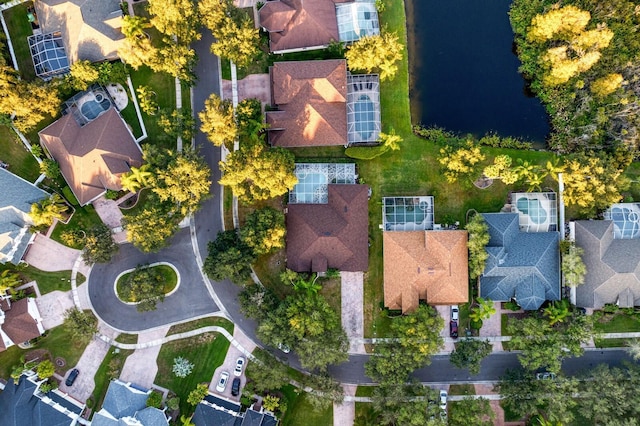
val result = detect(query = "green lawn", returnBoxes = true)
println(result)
[355,385,375,397]
[115,264,178,302]
[0,125,39,181]
[449,383,476,395]
[594,337,631,348]
[114,333,139,345]
[166,316,234,336]
[50,203,104,248]
[594,312,640,333]
[0,264,85,295]
[3,2,36,81]
[119,102,144,139]
[90,347,134,411]
[154,332,230,416]
[280,384,333,426]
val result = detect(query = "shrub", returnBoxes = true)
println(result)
[146,391,163,408]
[172,356,194,378]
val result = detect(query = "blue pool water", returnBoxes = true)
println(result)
[610,207,640,238]
[354,95,375,139]
[517,197,547,225]
[80,93,110,120]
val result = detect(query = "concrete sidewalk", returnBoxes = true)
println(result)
[333,384,356,426]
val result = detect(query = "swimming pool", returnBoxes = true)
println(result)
[516,197,547,225]
[608,206,640,239]
[80,91,111,121]
[354,95,376,140]
[291,172,327,203]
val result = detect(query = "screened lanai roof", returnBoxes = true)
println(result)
[28,32,70,79]
[336,1,380,43]
[604,203,640,239]
[383,196,434,231]
[511,192,558,233]
[347,74,381,144]
[289,163,357,204]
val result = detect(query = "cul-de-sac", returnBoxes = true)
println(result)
[1,0,640,425]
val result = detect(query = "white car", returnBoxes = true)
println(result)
[451,305,459,321]
[277,343,290,353]
[234,357,245,377]
[439,390,447,411]
[216,371,230,392]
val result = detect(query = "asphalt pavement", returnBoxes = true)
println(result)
[88,229,217,331]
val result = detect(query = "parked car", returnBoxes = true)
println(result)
[439,390,447,411]
[536,372,557,380]
[234,357,245,376]
[277,343,290,353]
[216,371,230,392]
[449,321,458,338]
[65,369,79,387]
[231,377,241,396]
[451,305,459,321]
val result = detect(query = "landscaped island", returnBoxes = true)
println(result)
[115,263,179,311]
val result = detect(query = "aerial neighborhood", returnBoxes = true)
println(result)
[1,0,640,425]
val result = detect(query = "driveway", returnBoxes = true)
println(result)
[221,74,270,106]
[435,306,455,353]
[209,338,248,401]
[24,234,90,275]
[88,229,218,331]
[58,324,118,402]
[35,289,74,330]
[341,272,365,354]
[120,326,170,388]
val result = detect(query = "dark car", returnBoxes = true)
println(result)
[65,369,79,386]
[449,321,458,338]
[231,377,241,397]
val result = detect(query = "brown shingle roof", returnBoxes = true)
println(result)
[39,108,142,206]
[259,0,347,53]
[383,230,469,313]
[266,60,347,147]
[2,299,41,346]
[35,0,124,63]
[286,184,369,272]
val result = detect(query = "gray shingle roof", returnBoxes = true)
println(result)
[101,381,148,419]
[480,213,560,310]
[575,220,640,308]
[134,407,169,426]
[0,169,48,213]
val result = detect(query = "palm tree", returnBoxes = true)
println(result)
[122,15,151,40]
[292,275,322,295]
[120,165,153,193]
[626,339,640,360]
[527,173,545,192]
[30,194,68,227]
[0,270,21,297]
[469,297,496,322]
[543,299,571,326]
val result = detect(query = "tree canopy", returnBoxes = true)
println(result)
[199,94,237,147]
[82,223,119,264]
[450,339,493,375]
[466,214,490,281]
[203,230,255,284]
[239,207,286,255]
[346,32,404,81]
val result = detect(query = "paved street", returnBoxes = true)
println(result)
[88,229,218,331]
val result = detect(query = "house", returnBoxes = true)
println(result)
[30,0,124,78]
[39,87,143,206]
[286,163,368,273]
[266,60,381,148]
[0,168,48,265]
[0,371,85,425]
[91,379,169,426]
[0,297,45,353]
[383,230,469,313]
[479,213,560,310]
[574,203,640,308]
[192,393,277,426]
[259,0,379,54]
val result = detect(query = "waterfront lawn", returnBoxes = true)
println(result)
[154,332,230,416]
[0,125,39,182]
[3,2,36,81]
[280,384,333,426]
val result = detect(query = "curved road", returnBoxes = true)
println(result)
[88,27,636,385]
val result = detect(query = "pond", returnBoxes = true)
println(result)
[406,0,549,147]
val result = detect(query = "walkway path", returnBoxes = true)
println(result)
[120,326,171,389]
[92,196,127,244]
[333,384,356,426]
[221,74,270,107]
[479,302,503,351]
[341,272,366,354]
[35,288,74,330]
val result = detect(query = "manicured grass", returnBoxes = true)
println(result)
[449,383,476,395]
[594,337,630,348]
[90,346,134,411]
[24,114,57,146]
[119,102,144,139]
[3,2,36,81]
[594,312,640,333]
[0,125,40,181]
[319,277,341,317]
[280,384,333,426]
[223,187,233,230]
[355,385,375,397]
[120,188,151,218]
[114,333,139,345]
[167,316,234,336]
[154,332,230,416]
[50,204,104,248]
[0,346,23,379]
[116,264,178,302]
[0,264,85,295]
[35,317,94,369]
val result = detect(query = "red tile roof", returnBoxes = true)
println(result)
[259,0,347,53]
[286,185,369,272]
[267,60,348,148]
[39,108,142,206]
[384,230,469,313]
